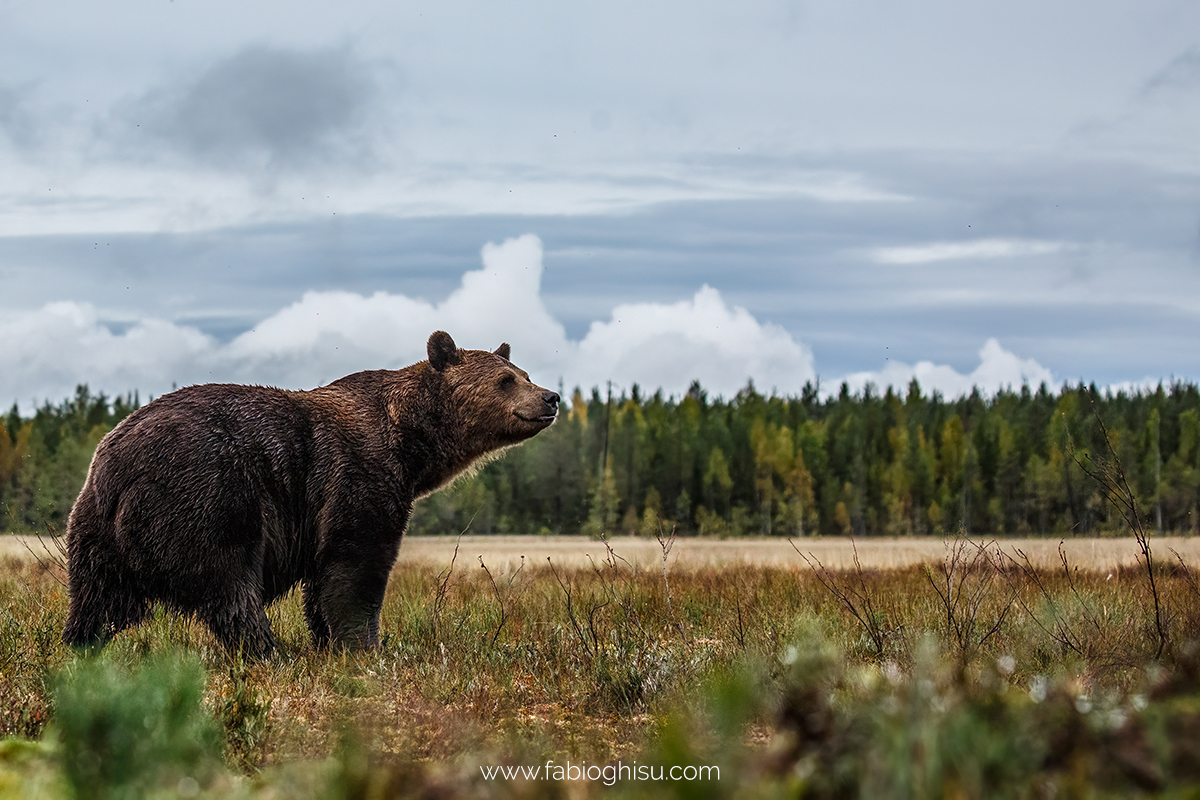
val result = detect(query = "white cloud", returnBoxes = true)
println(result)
[0,302,215,406]
[573,286,814,396]
[3,234,815,408]
[226,234,809,397]
[223,233,571,387]
[838,338,1056,398]
[868,238,1069,265]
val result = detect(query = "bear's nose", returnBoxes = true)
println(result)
[543,390,560,409]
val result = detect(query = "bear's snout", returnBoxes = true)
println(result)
[532,389,559,422]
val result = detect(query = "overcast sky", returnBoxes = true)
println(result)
[2,1,1199,409]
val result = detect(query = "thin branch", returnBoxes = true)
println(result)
[22,523,69,589]
[547,557,592,658]
[655,525,686,642]
[1071,398,1169,659]
[793,538,893,656]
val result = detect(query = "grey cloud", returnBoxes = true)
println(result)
[1141,46,1200,98]
[122,45,380,172]
[0,82,40,150]
[1066,45,1200,162]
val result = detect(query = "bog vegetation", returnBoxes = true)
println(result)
[3,380,1199,537]
[1,530,1200,797]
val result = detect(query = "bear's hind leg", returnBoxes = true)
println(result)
[63,567,149,649]
[63,497,150,648]
[63,595,148,649]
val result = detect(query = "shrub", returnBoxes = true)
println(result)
[51,653,223,800]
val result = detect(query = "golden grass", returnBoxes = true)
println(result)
[397,534,1200,573]
[5,532,1199,572]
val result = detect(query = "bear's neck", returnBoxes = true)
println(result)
[384,371,489,500]
[399,425,481,499]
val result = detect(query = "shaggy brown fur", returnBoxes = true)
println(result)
[62,331,558,657]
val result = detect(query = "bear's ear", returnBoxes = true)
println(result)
[494,342,511,361]
[427,331,461,371]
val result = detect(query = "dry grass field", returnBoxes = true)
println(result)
[7,532,1188,572]
[396,533,1200,573]
[5,530,1200,797]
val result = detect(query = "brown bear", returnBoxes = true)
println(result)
[62,331,558,657]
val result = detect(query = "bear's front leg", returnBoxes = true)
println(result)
[302,581,332,649]
[312,547,396,649]
[199,590,276,658]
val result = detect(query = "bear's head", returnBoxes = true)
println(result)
[424,330,559,456]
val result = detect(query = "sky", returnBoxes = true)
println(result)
[2,1,1199,409]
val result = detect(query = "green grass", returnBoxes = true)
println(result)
[1,536,1200,797]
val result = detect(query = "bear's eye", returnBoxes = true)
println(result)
[498,373,517,389]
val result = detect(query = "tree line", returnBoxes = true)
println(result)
[1,387,140,534]
[3,380,1198,537]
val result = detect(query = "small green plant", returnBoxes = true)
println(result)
[50,653,223,800]
[217,666,273,773]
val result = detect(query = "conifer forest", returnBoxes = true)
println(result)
[3,380,1199,538]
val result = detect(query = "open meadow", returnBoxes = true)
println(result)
[9,532,1200,572]
[2,532,1200,797]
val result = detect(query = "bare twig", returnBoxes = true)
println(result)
[587,533,652,643]
[585,594,610,655]
[430,511,478,643]
[478,555,525,646]
[793,538,898,657]
[1056,544,1110,640]
[1071,400,1170,659]
[655,525,686,641]
[924,539,1015,665]
[1000,546,1087,657]
[547,557,593,658]
[999,543,1141,672]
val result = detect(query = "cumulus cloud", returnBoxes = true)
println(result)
[838,338,1055,398]
[2,235,1074,410]
[0,302,215,406]
[1,234,816,408]
[222,234,571,388]
[574,287,814,396]
[118,45,379,173]
[224,234,810,396]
